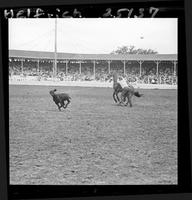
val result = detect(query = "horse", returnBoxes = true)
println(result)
[111,72,143,107]
[120,84,143,107]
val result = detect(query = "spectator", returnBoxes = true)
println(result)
[9,59,177,85]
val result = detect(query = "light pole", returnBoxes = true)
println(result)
[53,18,57,78]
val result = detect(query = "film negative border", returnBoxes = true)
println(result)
[2,0,184,19]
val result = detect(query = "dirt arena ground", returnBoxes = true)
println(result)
[9,85,177,185]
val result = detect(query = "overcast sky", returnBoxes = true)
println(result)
[9,18,177,54]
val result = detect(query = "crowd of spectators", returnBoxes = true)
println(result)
[9,59,177,85]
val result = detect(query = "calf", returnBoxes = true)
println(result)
[49,89,71,111]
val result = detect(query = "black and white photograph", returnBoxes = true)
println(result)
[9,18,177,185]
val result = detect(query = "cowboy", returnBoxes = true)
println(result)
[118,76,132,105]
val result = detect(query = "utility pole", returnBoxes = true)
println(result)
[54,18,57,78]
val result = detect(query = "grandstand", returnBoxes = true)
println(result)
[9,49,177,86]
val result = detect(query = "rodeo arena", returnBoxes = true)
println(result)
[9,19,177,185]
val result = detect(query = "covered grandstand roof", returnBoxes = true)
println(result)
[9,49,177,61]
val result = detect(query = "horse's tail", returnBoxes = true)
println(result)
[134,91,144,97]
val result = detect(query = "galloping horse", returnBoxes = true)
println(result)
[111,72,143,107]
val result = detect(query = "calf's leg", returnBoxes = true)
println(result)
[64,99,70,108]
[55,102,61,111]
[61,100,66,109]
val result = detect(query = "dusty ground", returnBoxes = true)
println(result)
[9,85,177,185]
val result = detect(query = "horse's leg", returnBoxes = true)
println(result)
[122,90,129,106]
[124,94,129,106]
[122,90,131,107]
[128,93,133,107]
[116,91,121,103]
[119,88,127,105]
[113,91,118,103]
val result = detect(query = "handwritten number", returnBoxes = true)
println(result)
[149,7,159,18]
[103,8,113,18]
[134,8,144,18]
[128,8,134,18]
[116,8,133,18]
